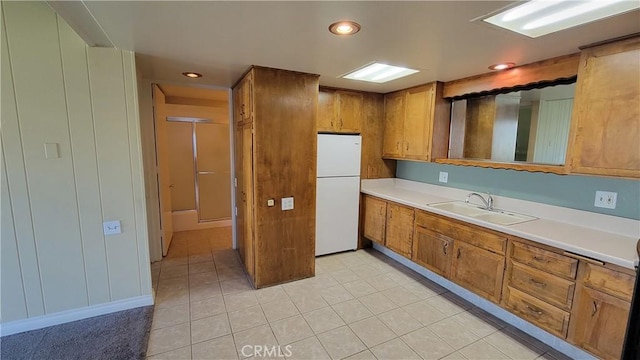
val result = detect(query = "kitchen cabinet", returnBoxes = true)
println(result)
[569,285,631,360]
[451,240,505,303]
[236,72,252,123]
[363,195,387,245]
[568,35,640,178]
[412,225,452,277]
[317,88,363,133]
[385,203,414,258]
[359,93,396,180]
[234,121,255,281]
[233,66,318,288]
[382,82,450,161]
[568,260,635,359]
[503,240,577,338]
[360,193,636,359]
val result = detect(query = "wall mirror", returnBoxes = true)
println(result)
[448,81,576,166]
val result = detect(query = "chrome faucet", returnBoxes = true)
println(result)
[465,192,494,211]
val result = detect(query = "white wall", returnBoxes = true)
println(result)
[1,2,151,329]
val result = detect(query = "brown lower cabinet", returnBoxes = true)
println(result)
[385,203,414,258]
[451,241,505,303]
[360,195,636,359]
[363,196,387,245]
[569,285,631,360]
[412,225,452,278]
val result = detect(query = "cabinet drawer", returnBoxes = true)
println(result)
[508,261,575,310]
[416,211,506,254]
[511,241,577,279]
[582,263,635,302]
[503,286,570,339]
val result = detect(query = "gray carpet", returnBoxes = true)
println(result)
[1,306,154,360]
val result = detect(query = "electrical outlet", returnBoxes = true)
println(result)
[439,172,448,183]
[267,199,275,207]
[281,197,294,211]
[594,191,617,209]
[103,220,122,235]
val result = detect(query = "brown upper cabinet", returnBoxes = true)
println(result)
[567,35,640,178]
[318,88,363,133]
[382,82,451,161]
[236,72,253,123]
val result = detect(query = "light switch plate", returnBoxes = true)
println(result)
[281,197,294,211]
[594,191,617,209]
[439,172,448,183]
[103,220,122,235]
[267,199,275,207]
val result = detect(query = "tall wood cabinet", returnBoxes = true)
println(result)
[568,35,639,178]
[233,67,319,288]
[382,82,451,161]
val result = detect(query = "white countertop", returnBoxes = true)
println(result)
[361,178,640,269]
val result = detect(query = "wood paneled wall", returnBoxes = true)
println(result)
[252,68,319,287]
[1,2,151,323]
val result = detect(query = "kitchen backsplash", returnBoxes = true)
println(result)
[397,161,640,220]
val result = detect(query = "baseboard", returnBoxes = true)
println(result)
[0,295,154,337]
[172,210,231,232]
[372,244,596,360]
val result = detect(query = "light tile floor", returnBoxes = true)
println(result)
[147,228,572,360]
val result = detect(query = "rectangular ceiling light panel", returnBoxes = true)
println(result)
[342,62,419,83]
[484,0,640,38]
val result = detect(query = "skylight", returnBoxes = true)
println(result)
[483,0,640,38]
[342,62,419,83]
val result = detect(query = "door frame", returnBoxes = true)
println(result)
[137,79,236,262]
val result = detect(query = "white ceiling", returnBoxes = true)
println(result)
[50,1,640,93]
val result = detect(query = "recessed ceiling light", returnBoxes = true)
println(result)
[182,72,202,78]
[329,21,361,35]
[482,0,640,38]
[342,62,419,83]
[488,62,516,70]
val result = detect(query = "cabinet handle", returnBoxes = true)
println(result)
[532,255,548,263]
[340,118,344,128]
[389,209,393,219]
[241,104,245,116]
[529,278,547,288]
[592,301,598,317]
[330,120,334,127]
[442,242,448,255]
[526,305,543,316]
[456,248,461,259]
[379,208,384,216]
[406,142,409,151]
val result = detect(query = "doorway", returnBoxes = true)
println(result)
[152,84,232,256]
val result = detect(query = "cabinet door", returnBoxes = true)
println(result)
[412,226,452,277]
[239,75,253,122]
[336,91,363,133]
[403,85,433,160]
[382,92,405,158]
[569,37,640,177]
[569,285,630,360]
[363,196,387,245]
[385,203,414,258]
[451,241,505,303]
[318,89,336,132]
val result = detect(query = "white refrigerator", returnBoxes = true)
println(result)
[316,134,362,256]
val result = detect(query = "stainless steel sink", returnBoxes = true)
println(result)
[428,201,537,226]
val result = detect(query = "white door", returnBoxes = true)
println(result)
[153,85,174,256]
[317,134,361,177]
[316,176,360,256]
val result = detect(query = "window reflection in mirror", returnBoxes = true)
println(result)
[449,82,576,165]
